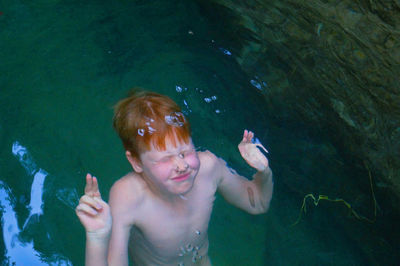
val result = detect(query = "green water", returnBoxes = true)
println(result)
[0,1,397,265]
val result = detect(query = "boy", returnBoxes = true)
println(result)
[75,90,273,266]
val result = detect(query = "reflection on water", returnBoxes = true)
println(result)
[12,141,47,230]
[22,169,47,230]
[0,182,47,265]
[12,141,38,176]
[0,142,72,265]
[56,188,80,211]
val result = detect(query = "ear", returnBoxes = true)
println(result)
[126,151,143,173]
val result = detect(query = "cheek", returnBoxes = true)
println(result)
[152,165,173,181]
[186,154,200,170]
[144,162,172,182]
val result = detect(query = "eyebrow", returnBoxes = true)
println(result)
[156,145,195,156]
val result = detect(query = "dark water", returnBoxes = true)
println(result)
[0,1,397,265]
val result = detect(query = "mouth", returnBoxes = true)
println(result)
[172,172,191,182]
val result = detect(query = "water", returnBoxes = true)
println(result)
[0,1,397,265]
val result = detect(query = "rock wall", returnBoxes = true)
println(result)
[196,0,400,212]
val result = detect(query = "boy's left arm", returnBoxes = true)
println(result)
[216,130,273,214]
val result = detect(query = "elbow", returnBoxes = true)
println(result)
[247,201,271,215]
[254,197,272,215]
[258,202,271,215]
[260,201,271,214]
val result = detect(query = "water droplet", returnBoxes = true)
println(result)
[179,194,187,200]
[186,244,193,252]
[250,79,262,90]
[180,246,186,254]
[138,129,145,136]
[165,112,185,127]
[147,126,156,134]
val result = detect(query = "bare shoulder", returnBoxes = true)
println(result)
[109,172,146,222]
[198,150,219,170]
[197,150,224,181]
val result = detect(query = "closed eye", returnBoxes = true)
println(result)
[158,155,174,163]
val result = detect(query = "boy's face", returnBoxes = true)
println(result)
[138,137,200,196]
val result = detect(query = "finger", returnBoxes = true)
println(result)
[84,173,93,194]
[79,195,103,210]
[245,130,252,142]
[94,197,109,209]
[76,203,99,216]
[249,131,255,142]
[242,129,248,142]
[85,174,101,197]
[92,176,101,197]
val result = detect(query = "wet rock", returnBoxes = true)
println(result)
[196,0,400,214]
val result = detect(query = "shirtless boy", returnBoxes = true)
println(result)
[75,90,274,266]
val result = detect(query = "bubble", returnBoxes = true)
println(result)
[186,244,193,252]
[183,100,191,113]
[205,96,217,103]
[138,129,145,136]
[165,112,185,127]
[147,126,156,134]
[250,79,262,90]
[219,47,232,55]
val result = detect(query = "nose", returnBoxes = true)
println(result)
[174,156,188,172]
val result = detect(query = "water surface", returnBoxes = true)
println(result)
[0,1,396,265]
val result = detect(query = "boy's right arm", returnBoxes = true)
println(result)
[107,180,138,266]
[76,174,134,266]
[76,174,112,266]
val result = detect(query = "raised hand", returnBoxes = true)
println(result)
[75,174,112,238]
[238,130,269,172]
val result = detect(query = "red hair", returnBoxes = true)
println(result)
[113,89,191,159]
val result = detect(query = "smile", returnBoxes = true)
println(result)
[172,172,191,182]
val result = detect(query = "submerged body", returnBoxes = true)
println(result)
[75,91,273,266]
[109,144,272,265]
[119,152,216,265]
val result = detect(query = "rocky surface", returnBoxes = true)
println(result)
[196,0,400,213]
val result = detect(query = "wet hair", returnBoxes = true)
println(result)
[113,89,191,159]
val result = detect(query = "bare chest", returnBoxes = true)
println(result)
[131,181,216,264]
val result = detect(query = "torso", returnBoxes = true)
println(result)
[115,151,218,265]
